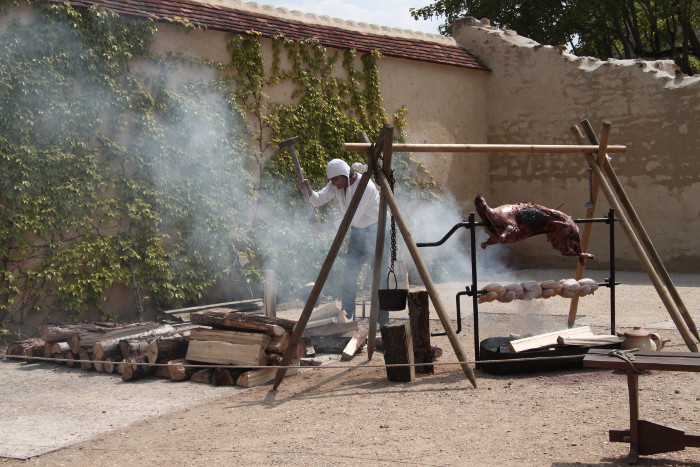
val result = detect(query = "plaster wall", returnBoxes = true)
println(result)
[453,18,700,273]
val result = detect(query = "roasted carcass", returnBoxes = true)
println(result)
[474,195,594,264]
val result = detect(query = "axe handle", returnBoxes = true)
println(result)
[288,145,316,222]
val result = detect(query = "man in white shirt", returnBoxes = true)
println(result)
[298,159,388,323]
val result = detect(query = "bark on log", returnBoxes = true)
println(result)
[7,338,45,357]
[408,290,433,374]
[73,322,163,354]
[189,309,295,336]
[119,339,149,360]
[92,324,175,361]
[38,322,121,343]
[44,342,53,359]
[146,334,190,364]
[51,342,70,356]
[120,355,152,381]
[380,322,415,382]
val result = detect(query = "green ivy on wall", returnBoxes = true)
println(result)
[0,1,436,333]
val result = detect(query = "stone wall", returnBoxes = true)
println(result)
[452,17,700,273]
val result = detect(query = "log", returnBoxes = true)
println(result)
[264,269,276,317]
[341,325,369,361]
[7,338,45,357]
[380,322,415,382]
[342,142,627,154]
[190,368,214,384]
[68,322,160,354]
[408,290,433,374]
[146,334,190,364]
[431,346,443,359]
[92,324,175,361]
[103,356,121,374]
[51,342,70,356]
[189,329,270,349]
[305,344,316,358]
[189,309,295,336]
[308,301,342,321]
[166,359,195,381]
[43,342,53,359]
[38,322,121,343]
[153,364,172,379]
[78,348,94,371]
[120,355,152,381]
[185,340,268,366]
[63,350,76,368]
[162,299,264,321]
[508,326,594,353]
[119,338,149,360]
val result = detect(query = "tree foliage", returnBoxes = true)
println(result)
[410,0,700,75]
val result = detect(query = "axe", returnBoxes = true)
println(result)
[278,136,316,223]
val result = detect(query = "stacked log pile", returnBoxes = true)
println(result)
[187,309,304,387]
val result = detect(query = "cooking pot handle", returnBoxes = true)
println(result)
[386,269,398,290]
[650,333,664,351]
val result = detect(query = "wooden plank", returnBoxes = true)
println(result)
[508,326,594,353]
[302,320,357,338]
[185,340,268,366]
[162,299,263,319]
[583,352,700,372]
[308,301,342,321]
[189,329,271,349]
[341,325,369,361]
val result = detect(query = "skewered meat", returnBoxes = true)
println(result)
[474,195,594,265]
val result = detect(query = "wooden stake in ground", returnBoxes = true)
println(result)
[272,127,387,390]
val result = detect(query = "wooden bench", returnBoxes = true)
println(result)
[583,349,700,464]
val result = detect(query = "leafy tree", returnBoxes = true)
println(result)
[411,0,699,75]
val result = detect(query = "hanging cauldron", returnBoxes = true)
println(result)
[377,270,407,311]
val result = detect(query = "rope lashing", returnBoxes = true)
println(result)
[607,348,642,374]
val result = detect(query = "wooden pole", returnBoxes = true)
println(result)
[374,165,478,387]
[343,143,626,154]
[264,269,276,318]
[579,120,699,342]
[567,122,611,327]
[367,126,393,360]
[272,129,386,390]
[583,151,698,352]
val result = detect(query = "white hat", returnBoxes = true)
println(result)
[326,159,350,179]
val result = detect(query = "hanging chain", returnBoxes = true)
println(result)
[389,168,397,269]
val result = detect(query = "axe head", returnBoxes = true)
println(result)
[278,136,300,148]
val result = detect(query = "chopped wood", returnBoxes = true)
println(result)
[103,356,121,374]
[380,322,415,382]
[120,355,152,381]
[190,368,214,384]
[300,358,324,366]
[119,338,149,360]
[237,363,299,388]
[267,332,290,354]
[341,325,368,361]
[92,324,176,361]
[309,301,342,321]
[163,299,264,321]
[63,350,76,368]
[43,342,53,359]
[189,329,271,349]
[431,346,443,359]
[305,344,316,358]
[408,290,433,374]
[153,365,172,379]
[302,320,357,338]
[306,316,338,329]
[7,338,45,357]
[50,342,70,356]
[212,367,243,386]
[185,340,268,366]
[557,335,624,346]
[508,326,594,353]
[167,359,195,381]
[189,309,295,336]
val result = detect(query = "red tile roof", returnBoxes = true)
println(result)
[51,0,489,71]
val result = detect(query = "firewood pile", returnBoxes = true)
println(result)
[4,301,370,388]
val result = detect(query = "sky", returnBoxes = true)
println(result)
[274,0,444,35]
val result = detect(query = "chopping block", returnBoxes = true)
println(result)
[583,348,700,464]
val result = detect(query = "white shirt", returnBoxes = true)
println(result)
[309,175,380,229]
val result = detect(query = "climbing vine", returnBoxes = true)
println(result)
[0,2,436,334]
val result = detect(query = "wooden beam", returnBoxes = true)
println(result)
[343,143,626,154]
[272,127,387,390]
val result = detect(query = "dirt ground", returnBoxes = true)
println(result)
[1,269,700,466]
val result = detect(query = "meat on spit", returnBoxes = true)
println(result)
[474,195,594,264]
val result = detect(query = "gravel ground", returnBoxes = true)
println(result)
[1,269,699,466]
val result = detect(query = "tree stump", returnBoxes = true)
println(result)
[408,290,433,374]
[380,322,415,382]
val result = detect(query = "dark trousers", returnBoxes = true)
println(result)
[342,223,390,322]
